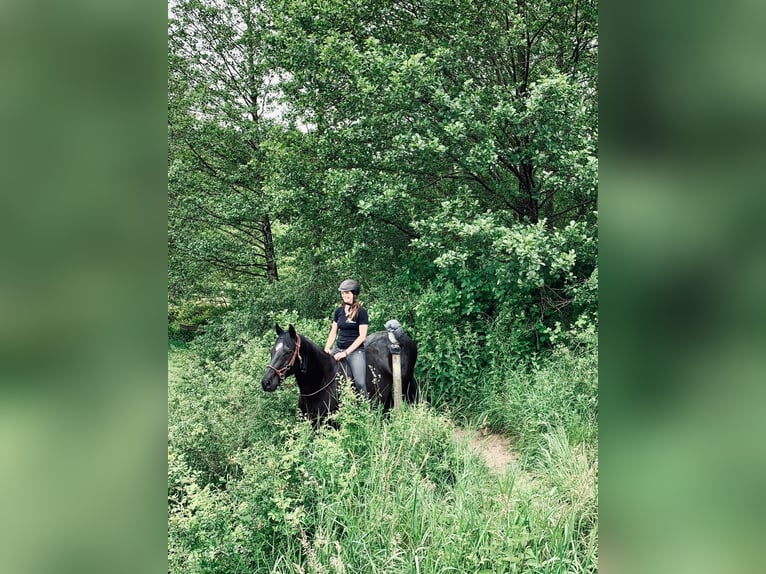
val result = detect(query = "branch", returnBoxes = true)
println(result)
[551,198,597,220]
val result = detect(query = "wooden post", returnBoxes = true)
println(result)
[386,319,404,410]
[391,349,402,410]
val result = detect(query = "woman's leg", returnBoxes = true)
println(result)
[346,348,367,397]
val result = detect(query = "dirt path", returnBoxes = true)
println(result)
[453,427,519,474]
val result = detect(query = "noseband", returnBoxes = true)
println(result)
[267,335,302,381]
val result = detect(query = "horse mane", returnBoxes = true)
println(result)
[296,332,322,355]
[294,332,339,389]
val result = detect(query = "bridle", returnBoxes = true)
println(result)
[266,335,302,381]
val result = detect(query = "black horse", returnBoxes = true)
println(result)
[261,323,417,426]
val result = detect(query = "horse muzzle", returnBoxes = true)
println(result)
[261,372,280,392]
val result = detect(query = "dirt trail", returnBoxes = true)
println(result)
[453,427,519,474]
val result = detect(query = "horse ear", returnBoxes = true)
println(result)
[275,324,283,335]
[288,324,297,338]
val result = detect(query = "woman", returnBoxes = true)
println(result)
[324,279,369,396]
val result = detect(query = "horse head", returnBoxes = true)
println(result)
[261,323,302,392]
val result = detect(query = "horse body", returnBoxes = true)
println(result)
[261,323,417,425]
[363,331,418,409]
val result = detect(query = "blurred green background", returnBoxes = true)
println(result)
[1,0,765,573]
[0,1,166,573]
[601,0,766,572]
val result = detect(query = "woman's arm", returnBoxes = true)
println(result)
[324,321,338,353]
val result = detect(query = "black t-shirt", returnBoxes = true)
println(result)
[333,306,369,350]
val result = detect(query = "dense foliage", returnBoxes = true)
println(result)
[169,336,597,573]
[169,0,597,571]
[168,0,598,382]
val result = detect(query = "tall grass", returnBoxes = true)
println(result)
[169,342,598,574]
[479,339,598,464]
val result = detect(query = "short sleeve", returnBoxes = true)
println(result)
[358,308,369,325]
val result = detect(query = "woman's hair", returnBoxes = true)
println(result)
[346,299,361,322]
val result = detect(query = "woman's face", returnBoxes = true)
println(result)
[340,290,355,305]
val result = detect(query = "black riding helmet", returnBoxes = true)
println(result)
[338,279,360,296]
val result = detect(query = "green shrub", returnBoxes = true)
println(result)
[168,338,299,486]
[168,299,229,342]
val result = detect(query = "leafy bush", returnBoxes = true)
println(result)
[168,337,299,487]
[407,205,596,410]
[168,299,230,342]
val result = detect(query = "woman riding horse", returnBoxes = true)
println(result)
[323,279,368,396]
[261,321,419,427]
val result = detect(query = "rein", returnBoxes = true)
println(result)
[267,335,302,381]
[299,373,338,397]
[300,357,351,398]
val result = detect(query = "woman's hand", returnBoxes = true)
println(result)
[333,350,348,361]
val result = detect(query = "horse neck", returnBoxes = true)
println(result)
[295,335,338,388]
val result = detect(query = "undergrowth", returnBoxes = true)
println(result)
[169,342,598,573]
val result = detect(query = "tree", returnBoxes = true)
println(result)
[168,0,281,299]
[167,0,598,357]
[264,0,597,351]
[268,0,597,228]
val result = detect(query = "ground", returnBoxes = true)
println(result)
[452,427,519,474]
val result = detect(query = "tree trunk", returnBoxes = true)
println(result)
[263,214,278,282]
[518,163,539,223]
